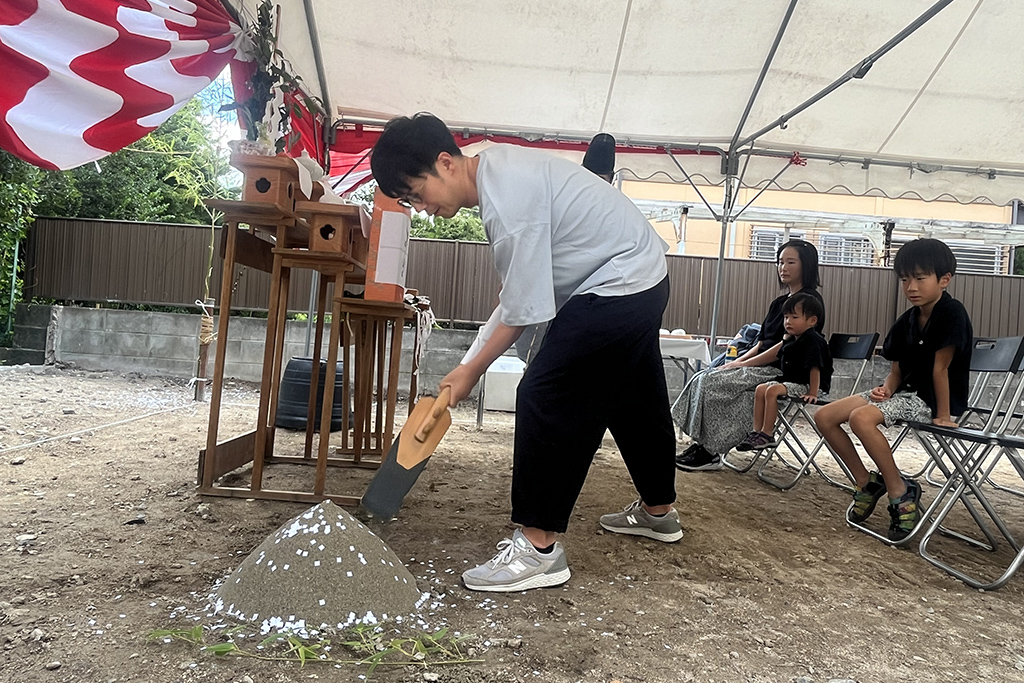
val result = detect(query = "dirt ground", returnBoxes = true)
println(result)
[2,364,1024,683]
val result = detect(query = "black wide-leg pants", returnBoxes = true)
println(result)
[511,276,676,533]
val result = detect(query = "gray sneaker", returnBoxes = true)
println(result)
[462,529,571,592]
[599,499,684,542]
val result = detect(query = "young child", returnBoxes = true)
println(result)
[738,292,832,451]
[814,239,972,542]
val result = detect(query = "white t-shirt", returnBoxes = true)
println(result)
[476,145,668,327]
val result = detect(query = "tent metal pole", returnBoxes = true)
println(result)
[300,0,332,352]
[5,239,18,336]
[734,147,1024,179]
[663,149,721,221]
[708,171,738,346]
[301,0,332,158]
[729,0,799,152]
[737,0,954,148]
[732,158,796,222]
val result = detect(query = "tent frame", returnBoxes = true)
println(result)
[299,0,992,345]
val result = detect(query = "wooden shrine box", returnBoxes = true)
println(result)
[231,153,301,210]
[365,188,410,302]
[295,201,364,264]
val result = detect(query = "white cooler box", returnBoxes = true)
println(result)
[483,356,527,412]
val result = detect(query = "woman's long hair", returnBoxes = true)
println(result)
[776,238,821,290]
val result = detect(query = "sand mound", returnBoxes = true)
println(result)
[213,501,425,633]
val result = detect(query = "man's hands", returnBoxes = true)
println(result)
[932,416,958,428]
[868,385,892,402]
[439,364,483,407]
[800,394,818,404]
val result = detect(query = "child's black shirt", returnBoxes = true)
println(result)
[882,291,973,417]
[778,329,833,394]
[757,288,826,368]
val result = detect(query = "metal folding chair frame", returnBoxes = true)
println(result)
[845,336,1024,557]
[725,332,879,491]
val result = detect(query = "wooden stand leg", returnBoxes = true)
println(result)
[384,319,404,454]
[201,221,238,489]
[304,274,331,459]
[252,252,284,492]
[341,312,350,453]
[375,319,386,452]
[265,266,292,456]
[409,318,420,417]
[315,296,344,496]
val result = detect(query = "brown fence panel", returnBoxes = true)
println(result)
[26,218,213,306]
[946,272,1024,338]
[448,242,501,323]
[663,254,702,333]
[695,257,781,338]
[819,263,899,339]
[23,218,1024,336]
[405,239,459,320]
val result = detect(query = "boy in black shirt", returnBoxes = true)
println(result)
[815,239,972,541]
[738,292,832,451]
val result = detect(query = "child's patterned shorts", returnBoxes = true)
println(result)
[856,390,931,427]
[765,381,828,402]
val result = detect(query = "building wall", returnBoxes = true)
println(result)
[624,180,1014,263]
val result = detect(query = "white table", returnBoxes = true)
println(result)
[659,335,712,400]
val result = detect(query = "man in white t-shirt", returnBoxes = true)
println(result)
[370,113,681,592]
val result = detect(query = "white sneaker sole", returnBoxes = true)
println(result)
[675,460,722,472]
[462,567,571,593]
[600,521,684,543]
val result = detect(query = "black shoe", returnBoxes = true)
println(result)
[675,444,722,471]
[887,479,923,542]
[848,471,887,524]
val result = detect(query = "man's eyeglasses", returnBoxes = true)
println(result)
[396,191,422,209]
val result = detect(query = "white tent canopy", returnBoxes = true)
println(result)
[227,0,1024,205]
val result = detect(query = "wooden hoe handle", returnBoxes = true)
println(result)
[414,386,452,443]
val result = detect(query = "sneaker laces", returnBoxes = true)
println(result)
[487,538,520,568]
[621,499,643,514]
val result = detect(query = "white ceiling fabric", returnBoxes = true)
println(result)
[225,0,1024,205]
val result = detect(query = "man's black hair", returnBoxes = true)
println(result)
[783,291,824,321]
[776,238,821,290]
[893,238,957,279]
[370,113,462,198]
[582,133,616,180]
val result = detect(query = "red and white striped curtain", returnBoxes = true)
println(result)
[0,0,247,170]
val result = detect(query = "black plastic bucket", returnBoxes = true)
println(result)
[274,357,350,432]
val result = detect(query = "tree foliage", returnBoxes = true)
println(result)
[348,180,487,243]
[33,98,236,224]
[411,208,486,242]
[0,151,42,340]
[1,96,237,338]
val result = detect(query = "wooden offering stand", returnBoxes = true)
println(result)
[198,157,416,506]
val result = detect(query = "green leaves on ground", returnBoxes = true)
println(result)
[146,623,479,675]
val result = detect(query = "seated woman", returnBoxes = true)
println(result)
[674,239,826,470]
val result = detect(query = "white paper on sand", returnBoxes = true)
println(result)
[375,211,410,287]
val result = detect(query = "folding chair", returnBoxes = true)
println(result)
[721,332,879,490]
[892,356,1010,483]
[912,339,1024,589]
[847,336,1024,551]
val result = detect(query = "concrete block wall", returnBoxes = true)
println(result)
[56,307,201,377]
[6,304,50,365]
[27,306,479,398]
[11,305,903,406]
